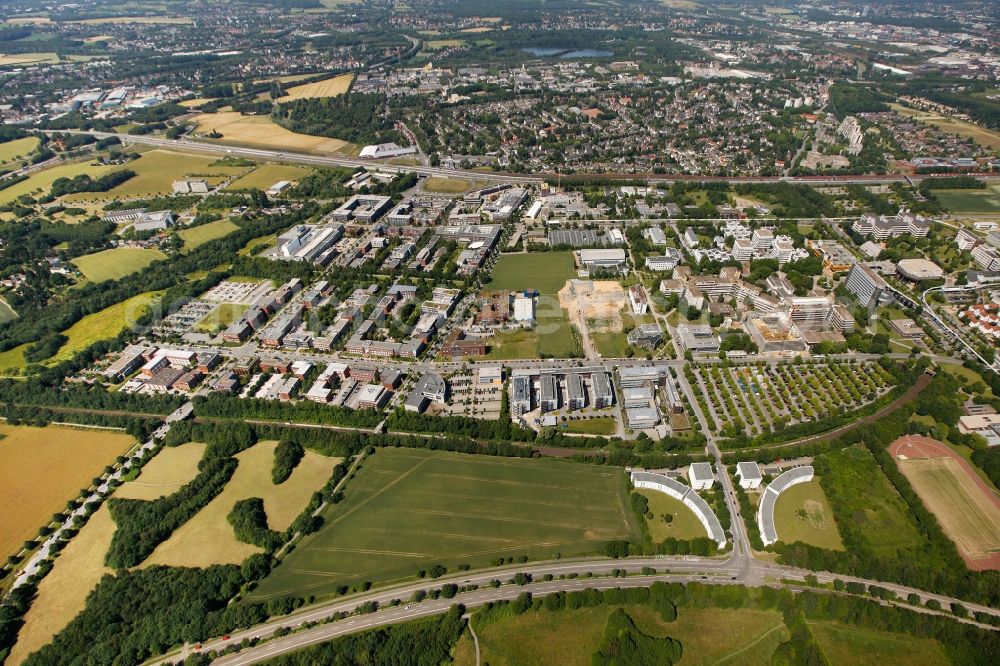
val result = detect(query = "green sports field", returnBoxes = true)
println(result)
[248,448,639,601]
[72,247,166,283]
[489,252,576,295]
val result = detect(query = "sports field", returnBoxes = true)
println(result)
[142,441,337,568]
[191,112,352,155]
[890,435,1000,569]
[195,303,249,333]
[177,219,239,249]
[279,73,353,101]
[772,479,844,551]
[0,136,39,164]
[934,189,1000,214]
[637,487,707,542]
[50,291,162,363]
[489,252,576,294]
[0,424,134,561]
[0,159,115,205]
[227,164,312,191]
[248,448,638,601]
[453,606,787,666]
[72,247,166,283]
[808,620,949,666]
[423,176,476,193]
[63,149,247,201]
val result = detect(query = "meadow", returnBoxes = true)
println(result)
[891,104,1000,150]
[227,164,313,191]
[0,297,17,324]
[0,159,115,205]
[0,136,40,164]
[177,219,240,249]
[933,189,1000,214]
[247,448,638,601]
[564,417,617,436]
[637,488,707,543]
[808,620,949,666]
[279,73,354,102]
[423,176,477,194]
[0,424,134,561]
[192,112,352,155]
[72,247,166,283]
[49,291,162,363]
[453,605,787,666]
[771,480,844,551]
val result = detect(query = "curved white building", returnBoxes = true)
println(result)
[630,471,727,549]
[757,466,815,546]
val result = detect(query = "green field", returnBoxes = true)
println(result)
[177,219,239,249]
[563,417,617,436]
[453,605,787,666]
[591,330,629,358]
[808,620,950,666]
[0,136,39,164]
[484,329,539,360]
[195,302,249,333]
[537,306,581,357]
[226,164,312,191]
[50,291,162,363]
[248,448,639,601]
[489,252,576,295]
[72,247,167,282]
[0,159,115,205]
[935,189,1000,213]
[772,479,844,551]
[637,488,707,542]
[817,446,923,556]
[0,297,17,324]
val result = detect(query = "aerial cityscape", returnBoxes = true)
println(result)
[0,0,998,664]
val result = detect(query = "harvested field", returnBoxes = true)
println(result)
[191,112,350,154]
[890,435,1000,570]
[141,441,337,568]
[0,424,135,561]
[279,73,353,101]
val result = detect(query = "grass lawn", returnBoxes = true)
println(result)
[454,605,786,666]
[934,189,1000,214]
[808,620,949,666]
[195,302,249,334]
[72,247,166,282]
[489,252,576,295]
[227,164,312,191]
[63,149,247,202]
[771,479,845,551]
[192,111,351,155]
[177,219,239,249]
[278,73,354,102]
[537,306,581,358]
[563,417,617,436]
[591,331,628,358]
[0,136,39,164]
[423,176,476,194]
[638,488,708,542]
[248,448,638,601]
[0,159,115,205]
[50,291,162,363]
[143,441,338,568]
[484,328,539,360]
[817,446,923,556]
[239,233,278,256]
[0,424,134,562]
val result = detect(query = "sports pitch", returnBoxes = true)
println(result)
[247,448,639,601]
[489,252,576,295]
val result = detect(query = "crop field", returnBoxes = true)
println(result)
[808,620,949,666]
[691,361,895,436]
[72,247,166,283]
[817,445,924,556]
[0,159,115,205]
[453,606,787,666]
[489,252,576,294]
[934,189,1000,214]
[0,424,134,561]
[0,136,39,164]
[63,149,247,201]
[890,435,1000,569]
[279,73,354,101]
[637,488,707,542]
[177,219,239,249]
[772,479,844,551]
[227,164,312,190]
[192,111,352,155]
[248,448,638,601]
[142,441,337,568]
[50,291,162,363]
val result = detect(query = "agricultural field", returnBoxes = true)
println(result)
[63,149,248,202]
[637,488,707,542]
[453,605,787,666]
[0,52,59,67]
[195,303,250,334]
[177,219,239,249]
[226,164,313,191]
[0,425,134,561]
[0,136,40,164]
[489,252,576,294]
[72,247,167,283]
[278,73,353,101]
[934,188,1000,214]
[69,16,193,25]
[691,361,895,437]
[142,441,337,568]
[191,111,352,155]
[49,291,162,363]
[247,448,638,601]
[771,480,844,551]
[890,435,1000,570]
[115,443,207,500]
[808,620,950,666]
[0,159,115,205]
[817,445,924,557]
